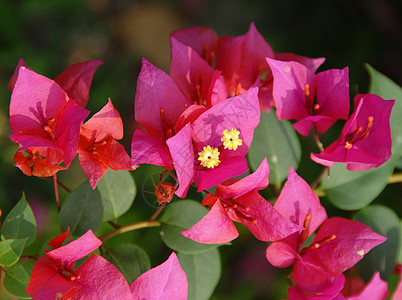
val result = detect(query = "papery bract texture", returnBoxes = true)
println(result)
[9,67,89,176]
[216,22,274,97]
[267,57,349,136]
[130,252,188,300]
[311,93,394,170]
[131,58,191,169]
[78,98,134,189]
[182,159,302,244]
[170,37,227,107]
[27,229,132,299]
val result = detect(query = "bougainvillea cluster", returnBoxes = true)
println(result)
[4,23,401,300]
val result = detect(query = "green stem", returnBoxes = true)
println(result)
[100,220,161,242]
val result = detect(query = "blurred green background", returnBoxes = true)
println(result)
[0,0,401,299]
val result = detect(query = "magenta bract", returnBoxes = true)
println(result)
[311,93,394,171]
[78,98,134,189]
[267,57,349,136]
[9,67,89,176]
[182,159,302,243]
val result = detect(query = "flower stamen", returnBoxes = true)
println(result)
[198,146,220,168]
[221,129,243,150]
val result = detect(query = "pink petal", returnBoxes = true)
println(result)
[54,100,89,167]
[194,155,248,192]
[191,87,260,156]
[80,98,124,141]
[311,94,394,170]
[227,192,303,241]
[79,150,109,189]
[54,60,103,108]
[348,272,388,300]
[170,26,218,60]
[216,158,269,199]
[275,53,326,72]
[93,139,133,171]
[26,256,73,300]
[8,58,28,91]
[181,200,239,244]
[274,167,327,238]
[135,59,190,138]
[74,254,132,298]
[315,67,349,120]
[292,259,330,286]
[131,130,173,168]
[293,115,338,136]
[47,228,70,250]
[266,58,313,121]
[303,217,387,275]
[9,67,68,135]
[170,37,227,107]
[46,230,102,268]
[166,124,195,198]
[266,240,299,268]
[130,252,188,300]
[216,23,274,95]
[289,273,345,300]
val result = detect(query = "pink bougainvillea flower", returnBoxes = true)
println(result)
[172,23,276,109]
[130,252,188,300]
[131,58,191,168]
[266,168,386,297]
[78,98,135,189]
[9,58,103,108]
[26,229,132,299]
[170,37,227,108]
[267,57,349,136]
[181,158,302,244]
[171,26,218,64]
[311,93,394,171]
[336,271,388,300]
[259,53,326,111]
[9,67,89,177]
[166,87,261,197]
[215,22,274,98]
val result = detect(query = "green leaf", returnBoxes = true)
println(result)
[97,170,136,222]
[178,248,221,300]
[398,220,402,264]
[3,260,34,299]
[366,64,402,155]
[159,200,221,254]
[59,182,103,236]
[354,205,400,280]
[248,111,301,189]
[103,244,150,284]
[320,158,395,210]
[1,193,36,246]
[0,239,27,267]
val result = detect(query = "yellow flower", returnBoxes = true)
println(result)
[221,128,243,150]
[198,146,221,169]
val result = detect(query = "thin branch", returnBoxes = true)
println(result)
[313,125,324,153]
[149,203,166,222]
[100,220,160,242]
[107,221,120,229]
[57,180,72,193]
[310,167,329,189]
[53,174,60,212]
